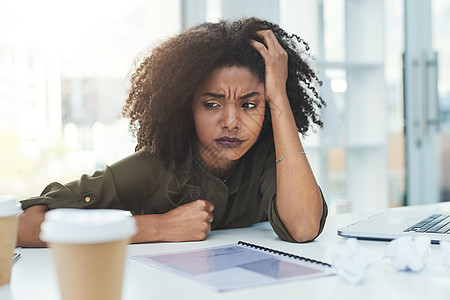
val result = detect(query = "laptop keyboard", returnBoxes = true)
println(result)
[404,214,450,233]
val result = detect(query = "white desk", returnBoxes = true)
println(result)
[3,204,450,300]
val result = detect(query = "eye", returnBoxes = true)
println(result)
[241,102,256,109]
[203,102,220,109]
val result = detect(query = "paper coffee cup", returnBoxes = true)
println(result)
[40,209,137,300]
[0,196,23,286]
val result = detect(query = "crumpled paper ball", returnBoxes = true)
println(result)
[441,241,450,274]
[383,236,431,272]
[331,238,373,284]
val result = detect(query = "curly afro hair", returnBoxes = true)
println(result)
[122,17,325,165]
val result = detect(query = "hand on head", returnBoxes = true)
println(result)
[250,30,289,104]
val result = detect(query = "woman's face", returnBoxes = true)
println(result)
[192,66,266,169]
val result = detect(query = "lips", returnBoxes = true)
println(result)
[214,136,244,148]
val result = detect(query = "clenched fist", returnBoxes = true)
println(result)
[132,199,215,243]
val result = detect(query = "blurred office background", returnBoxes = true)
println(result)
[0,0,449,214]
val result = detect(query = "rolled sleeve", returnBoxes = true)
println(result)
[20,166,124,211]
[20,148,167,212]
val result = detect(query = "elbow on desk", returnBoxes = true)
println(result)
[273,213,322,243]
[288,224,321,243]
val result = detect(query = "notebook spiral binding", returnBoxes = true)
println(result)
[237,241,332,267]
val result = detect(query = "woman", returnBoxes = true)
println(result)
[17,18,327,247]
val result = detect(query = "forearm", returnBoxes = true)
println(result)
[17,205,48,248]
[18,205,166,246]
[131,214,166,243]
[270,95,323,242]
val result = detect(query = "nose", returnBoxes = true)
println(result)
[221,104,240,130]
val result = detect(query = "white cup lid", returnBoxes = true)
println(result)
[40,209,137,244]
[0,195,23,217]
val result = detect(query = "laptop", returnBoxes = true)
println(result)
[337,205,450,244]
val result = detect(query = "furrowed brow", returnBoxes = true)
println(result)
[240,92,260,99]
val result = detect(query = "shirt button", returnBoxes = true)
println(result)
[84,196,91,203]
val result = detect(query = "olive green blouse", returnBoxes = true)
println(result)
[20,136,328,242]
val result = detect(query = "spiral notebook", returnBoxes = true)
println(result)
[131,241,335,291]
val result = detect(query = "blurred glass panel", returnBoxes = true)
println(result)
[432,0,450,201]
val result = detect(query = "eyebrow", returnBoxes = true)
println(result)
[240,92,260,99]
[202,92,260,99]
